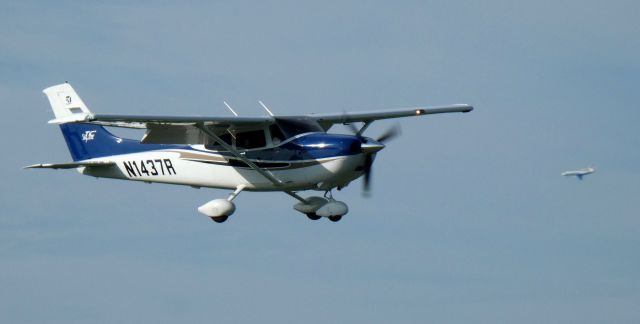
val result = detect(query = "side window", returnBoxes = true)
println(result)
[204,133,232,150]
[235,129,266,149]
[269,124,285,145]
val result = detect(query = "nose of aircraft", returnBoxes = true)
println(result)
[360,139,385,153]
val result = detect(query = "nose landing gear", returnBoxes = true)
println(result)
[293,190,348,222]
[328,215,342,222]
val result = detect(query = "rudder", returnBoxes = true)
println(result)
[43,83,92,119]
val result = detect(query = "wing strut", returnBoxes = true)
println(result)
[284,191,308,203]
[356,121,372,136]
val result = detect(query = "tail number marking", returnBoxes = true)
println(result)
[123,159,176,177]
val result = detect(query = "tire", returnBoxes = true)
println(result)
[306,213,321,220]
[328,215,342,222]
[211,215,229,223]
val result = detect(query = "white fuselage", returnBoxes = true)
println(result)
[80,147,368,192]
[561,167,595,177]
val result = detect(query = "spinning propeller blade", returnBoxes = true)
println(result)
[346,122,360,136]
[362,153,374,196]
[341,117,403,196]
[376,124,401,143]
[358,123,402,196]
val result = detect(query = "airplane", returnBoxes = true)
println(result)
[561,167,595,180]
[27,83,473,223]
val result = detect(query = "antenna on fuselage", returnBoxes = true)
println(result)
[223,101,238,116]
[258,100,275,117]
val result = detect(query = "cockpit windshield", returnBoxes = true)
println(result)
[274,117,324,139]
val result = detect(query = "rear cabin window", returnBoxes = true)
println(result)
[235,129,266,149]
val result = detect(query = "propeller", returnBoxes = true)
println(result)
[375,124,401,144]
[345,122,402,196]
[362,153,374,195]
[345,122,401,143]
[346,122,360,137]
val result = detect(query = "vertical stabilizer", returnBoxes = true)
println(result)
[59,123,123,161]
[42,83,132,161]
[41,83,180,161]
[58,123,177,161]
[43,83,92,119]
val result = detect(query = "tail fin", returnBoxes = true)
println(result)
[58,123,176,161]
[42,83,120,161]
[59,123,128,161]
[43,83,92,120]
[42,83,176,161]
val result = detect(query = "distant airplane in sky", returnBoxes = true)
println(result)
[562,167,595,180]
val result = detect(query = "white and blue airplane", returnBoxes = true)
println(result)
[562,167,595,180]
[27,83,473,223]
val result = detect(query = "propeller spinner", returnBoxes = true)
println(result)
[347,123,402,196]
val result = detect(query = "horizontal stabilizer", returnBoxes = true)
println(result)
[48,113,92,124]
[24,161,116,169]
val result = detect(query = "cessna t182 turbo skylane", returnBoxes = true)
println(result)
[28,83,473,223]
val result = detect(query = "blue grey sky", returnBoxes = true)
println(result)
[2,1,639,323]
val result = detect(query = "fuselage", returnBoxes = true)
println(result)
[33,82,473,222]
[561,167,595,177]
[77,130,376,192]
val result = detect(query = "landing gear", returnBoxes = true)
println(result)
[198,185,245,223]
[328,215,342,222]
[293,190,349,222]
[210,216,228,223]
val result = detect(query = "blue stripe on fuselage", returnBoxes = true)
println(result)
[241,133,362,161]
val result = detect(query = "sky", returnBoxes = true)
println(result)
[1,1,639,323]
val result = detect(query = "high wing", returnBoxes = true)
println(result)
[84,114,273,129]
[50,104,472,144]
[305,104,473,130]
[48,113,274,144]
[49,113,272,130]
[25,161,116,169]
[52,104,472,128]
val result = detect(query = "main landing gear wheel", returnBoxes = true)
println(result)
[328,215,342,222]
[306,213,321,220]
[210,215,229,223]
